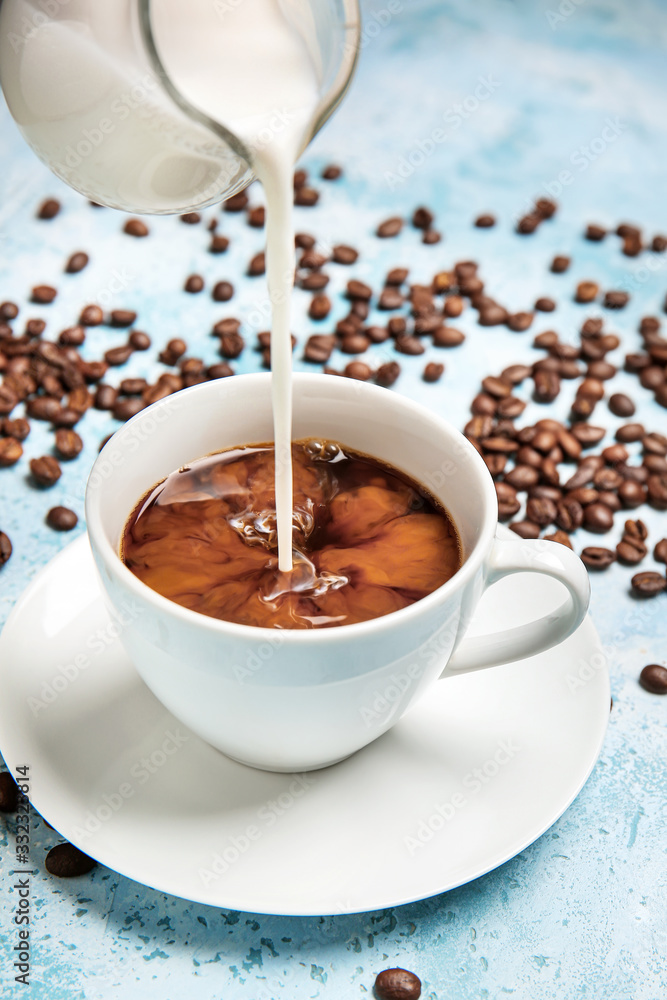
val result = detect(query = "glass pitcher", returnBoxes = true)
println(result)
[0,0,360,214]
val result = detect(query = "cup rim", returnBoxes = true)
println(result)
[85,373,498,643]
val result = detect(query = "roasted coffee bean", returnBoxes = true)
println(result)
[332,244,358,265]
[644,455,667,475]
[209,281,234,304]
[219,331,245,359]
[45,842,96,877]
[0,530,12,566]
[423,362,444,383]
[639,664,667,694]
[652,235,667,253]
[395,335,425,356]
[481,436,519,454]
[535,296,556,312]
[604,290,629,309]
[303,293,331,322]
[631,572,666,596]
[485,453,507,476]
[510,520,541,539]
[500,364,532,385]
[340,333,371,355]
[376,216,403,238]
[471,393,497,415]
[321,164,342,180]
[184,274,204,294]
[583,502,614,533]
[123,218,149,237]
[299,271,329,291]
[2,417,30,441]
[478,303,508,326]
[474,213,496,228]
[0,770,18,811]
[94,384,117,410]
[575,281,599,303]
[58,325,85,347]
[613,422,643,444]
[441,295,463,318]
[65,251,89,274]
[422,229,441,245]
[594,466,623,491]
[31,284,57,304]
[51,405,82,429]
[533,369,561,402]
[617,479,646,508]
[544,530,573,548]
[0,387,20,418]
[206,363,234,380]
[30,455,61,486]
[293,169,308,189]
[54,428,83,459]
[79,304,104,326]
[209,234,230,253]
[374,968,421,1000]
[516,214,540,234]
[26,396,59,421]
[104,345,133,366]
[481,375,512,398]
[555,499,583,532]
[46,506,78,531]
[180,211,201,224]
[466,415,493,439]
[0,301,19,321]
[378,288,404,311]
[344,361,372,381]
[0,437,22,466]
[224,190,249,212]
[581,546,616,570]
[654,538,667,563]
[294,186,319,206]
[622,233,642,256]
[526,497,557,526]
[412,206,434,230]
[643,432,667,456]
[365,325,389,344]
[113,396,145,421]
[128,329,151,351]
[647,474,667,509]
[585,223,606,241]
[550,255,570,273]
[497,396,526,419]
[588,361,616,381]
[37,197,61,219]
[300,249,328,269]
[506,311,534,331]
[119,378,147,396]
[303,334,335,363]
[386,267,409,287]
[247,253,265,276]
[431,326,465,348]
[505,464,540,490]
[347,279,372,301]
[247,206,265,228]
[375,361,401,387]
[616,537,647,564]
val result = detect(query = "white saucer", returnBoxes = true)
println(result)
[0,527,609,916]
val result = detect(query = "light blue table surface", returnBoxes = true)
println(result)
[1,1,667,997]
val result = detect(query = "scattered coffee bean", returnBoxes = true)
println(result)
[303,334,335,363]
[550,255,571,273]
[308,294,331,320]
[113,396,145,421]
[30,455,61,486]
[652,235,667,252]
[653,538,667,563]
[209,235,230,253]
[248,253,265,276]
[374,968,421,1000]
[212,280,234,301]
[332,245,358,265]
[422,229,441,245]
[45,842,96,878]
[581,547,616,569]
[344,361,372,381]
[2,417,30,441]
[535,297,556,312]
[219,331,245,359]
[544,530,573,548]
[475,213,496,228]
[516,214,540,234]
[31,285,57,304]
[0,531,12,566]
[506,312,534,332]
[639,664,667,694]
[583,502,614,533]
[37,198,61,220]
[129,329,151,351]
[616,535,647,564]
[575,281,599,303]
[79,304,104,326]
[46,506,78,531]
[294,186,319,206]
[321,164,342,180]
[631,571,666,596]
[180,212,201,224]
[123,218,149,237]
[375,361,401,387]
[65,252,89,274]
[247,206,265,228]
[604,290,629,309]
[0,437,23,467]
[585,223,606,241]
[184,274,204,294]
[54,428,83,459]
[423,362,444,383]
[104,345,133,366]
[376,217,403,238]
[58,325,85,347]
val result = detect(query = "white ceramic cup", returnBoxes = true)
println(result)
[85,372,590,772]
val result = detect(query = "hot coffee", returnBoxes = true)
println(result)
[121,440,461,629]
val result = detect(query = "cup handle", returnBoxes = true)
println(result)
[443,536,591,676]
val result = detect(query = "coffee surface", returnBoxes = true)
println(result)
[122,440,461,628]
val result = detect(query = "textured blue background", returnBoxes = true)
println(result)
[1,0,667,996]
